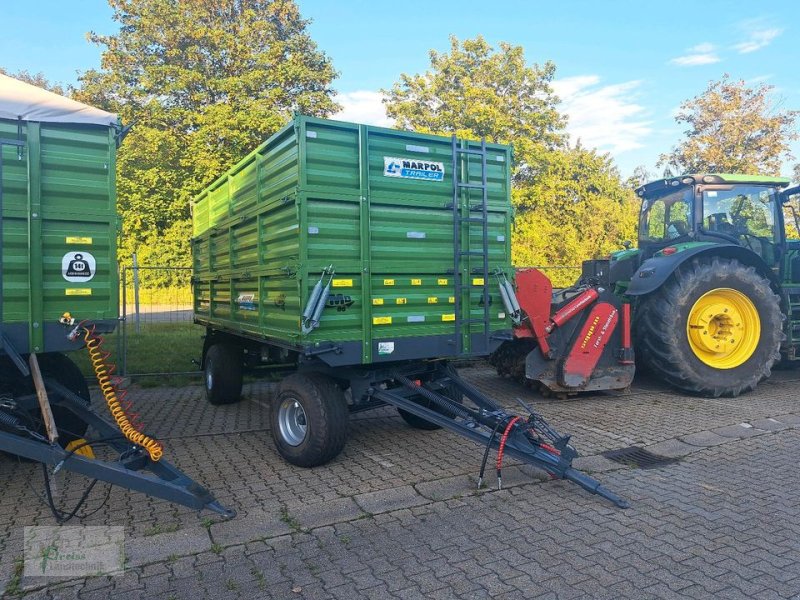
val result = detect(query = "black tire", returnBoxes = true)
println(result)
[204,344,243,405]
[37,353,92,444]
[635,257,783,397]
[0,353,90,452]
[271,372,348,467]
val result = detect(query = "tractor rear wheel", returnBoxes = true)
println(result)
[635,257,783,397]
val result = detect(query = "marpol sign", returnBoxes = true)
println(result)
[383,156,445,181]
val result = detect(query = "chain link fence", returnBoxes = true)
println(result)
[117,257,199,377]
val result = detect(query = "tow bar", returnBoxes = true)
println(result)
[370,364,629,509]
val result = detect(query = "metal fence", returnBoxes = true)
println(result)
[117,256,195,376]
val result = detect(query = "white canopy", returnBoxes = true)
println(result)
[0,73,117,127]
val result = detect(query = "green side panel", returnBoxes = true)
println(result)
[192,115,514,365]
[0,118,118,354]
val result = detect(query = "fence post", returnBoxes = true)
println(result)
[121,267,127,376]
[133,253,141,334]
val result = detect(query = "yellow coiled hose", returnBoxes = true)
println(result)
[82,324,163,461]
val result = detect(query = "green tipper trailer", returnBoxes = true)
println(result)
[0,76,119,357]
[190,116,630,508]
[193,115,515,364]
[0,74,233,519]
[193,115,519,463]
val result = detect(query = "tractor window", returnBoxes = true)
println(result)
[784,191,800,241]
[640,189,692,242]
[702,186,777,262]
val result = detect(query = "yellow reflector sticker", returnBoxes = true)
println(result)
[449,296,455,304]
[473,278,485,286]
[373,316,392,325]
[384,279,395,286]
[372,298,384,305]
[396,298,407,305]
[442,314,455,322]
[65,288,92,296]
[66,236,92,245]
[332,279,353,288]
[411,278,422,286]
[438,278,448,285]
[65,438,95,458]
[427,297,438,304]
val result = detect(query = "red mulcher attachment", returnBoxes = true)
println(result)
[490,268,635,395]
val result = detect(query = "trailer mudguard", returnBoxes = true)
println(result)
[626,243,778,297]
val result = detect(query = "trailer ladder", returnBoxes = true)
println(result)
[451,136,490,356]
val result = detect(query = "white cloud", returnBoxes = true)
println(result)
[670,43,721,66]
[332,90,394,127]
[734,27,783,53]
[551,75,652,154]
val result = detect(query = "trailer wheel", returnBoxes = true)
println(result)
[204,344,243,405]
[635,257,783,397]
[37,353,92,444]
[271,372,348,467]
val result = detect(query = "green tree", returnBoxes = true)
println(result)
[383,35,566,183]
[513,145,639,286]
[75,0,339,270]
[0,68,66,95]
[383,36,637,278]
[659,74,799,176]
[793,163,800,184]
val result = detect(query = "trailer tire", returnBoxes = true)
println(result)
[635,257,783,397]
[37,353,92,444]
[204,344,243,405]
[271,372,348,467]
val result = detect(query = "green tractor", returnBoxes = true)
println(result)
[494,173,800,398]
[613,173,798,396]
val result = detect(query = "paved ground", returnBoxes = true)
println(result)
[2,364,800,598]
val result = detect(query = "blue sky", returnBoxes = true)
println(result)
[2,0,798,177]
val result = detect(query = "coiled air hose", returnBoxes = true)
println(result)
[81,322,163,461]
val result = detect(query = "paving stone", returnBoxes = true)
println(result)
[125,527,211,568]
[572,455,625,474]
[414,475,473,501]
[291,497,365,530]
[210,507,291,546]
[680,430,733,447]
[711,424,767,439]
[353,485,429,515]
[644,438,698,458]
[772,413,800,425]
[749,418,791,432]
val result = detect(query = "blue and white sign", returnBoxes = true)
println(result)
[383,156,445,181]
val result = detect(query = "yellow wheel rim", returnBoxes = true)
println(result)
[686,288,760,369]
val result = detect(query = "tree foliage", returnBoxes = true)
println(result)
[513,146,639,286]
[75,0,339,267]
[383,36,637,280]
[0,68,66,95]
[383,35,566,184]
[659,74,799,176]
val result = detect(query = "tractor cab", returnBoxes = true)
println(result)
[635,174,793,269]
